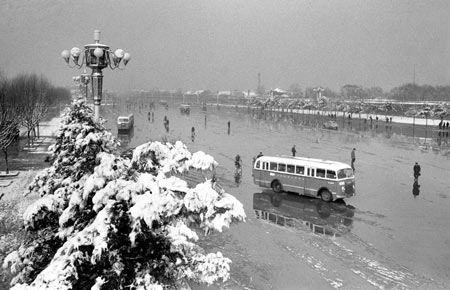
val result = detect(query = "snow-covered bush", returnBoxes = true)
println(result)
[3,99,245,290]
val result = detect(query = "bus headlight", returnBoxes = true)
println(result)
[341,186,345,191]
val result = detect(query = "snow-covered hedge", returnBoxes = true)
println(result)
[3,99,246,290]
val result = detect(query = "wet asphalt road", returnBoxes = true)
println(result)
[101,101,450,289]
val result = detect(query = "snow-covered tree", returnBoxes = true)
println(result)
[0,74,21,174]
[3,99,245,290]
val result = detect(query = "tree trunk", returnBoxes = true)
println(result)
[37,122,40,138]
[27,130,31,147]
[3,148,9,174]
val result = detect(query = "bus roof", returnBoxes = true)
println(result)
[256,155,351,171]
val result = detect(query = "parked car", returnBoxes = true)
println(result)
[323,120,338,130]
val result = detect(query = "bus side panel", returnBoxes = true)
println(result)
[303,177,313,197]
[282,175,306,195]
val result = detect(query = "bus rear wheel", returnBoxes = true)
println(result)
[272,180,283,193]
[320,189,332,202]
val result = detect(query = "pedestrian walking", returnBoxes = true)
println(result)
[257,152,263,158]
[191,127,195,142]
[413,162,421,181]
[163,116,170,133]
[351,148,356,171]
[235,154,242,169]
[291,145,297,157]
[227,121,231,135]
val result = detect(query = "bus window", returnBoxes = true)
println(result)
[326,170,336,179]
[287,164,295,173]
[316,168,326,178]
[278,164,286,172]
[263,162,269,170]
[270,162,277,171]
[255,161,260,169]
[295,166,304,175]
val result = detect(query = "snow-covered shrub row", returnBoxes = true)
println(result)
[2,99,245,290]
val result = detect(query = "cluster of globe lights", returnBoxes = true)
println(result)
[61,30,130,120]
[61,30,130,70]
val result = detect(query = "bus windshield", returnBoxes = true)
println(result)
[337,168,353,179]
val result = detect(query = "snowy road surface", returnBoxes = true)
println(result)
[102,101,450,290]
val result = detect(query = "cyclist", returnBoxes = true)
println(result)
[235,154,242,169]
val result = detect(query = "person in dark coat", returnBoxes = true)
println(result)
[413,162,421,181]
[351,148,356,171]
[191,127,195,142]
[291,145,297,157]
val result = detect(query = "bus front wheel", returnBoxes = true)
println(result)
[320,189,332,202]
[272,180,283,193]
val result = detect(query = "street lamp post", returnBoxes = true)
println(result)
[61,30,131,121]
[314,86,324,123]
[80,70,90,103]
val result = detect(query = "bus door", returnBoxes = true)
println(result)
[304,167,315,196]
[295,165,306,195]
[261,161,270,187]
[253,160,268,187]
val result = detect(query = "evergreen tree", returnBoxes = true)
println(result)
[3,99,245,290]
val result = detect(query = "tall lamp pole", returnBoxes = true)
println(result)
[80,70,90,103]
[313,86,324,103]
[61,30,131,121]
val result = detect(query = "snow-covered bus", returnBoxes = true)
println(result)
[252,156,355,202]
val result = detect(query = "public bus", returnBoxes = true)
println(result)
[117,114,134,131]
[252,155,355,202]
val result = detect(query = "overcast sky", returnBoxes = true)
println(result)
[0,0,449,92]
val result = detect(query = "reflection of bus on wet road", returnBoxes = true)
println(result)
[253,191,355,237]
[252,155,355,202]
[117,131,133,147]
